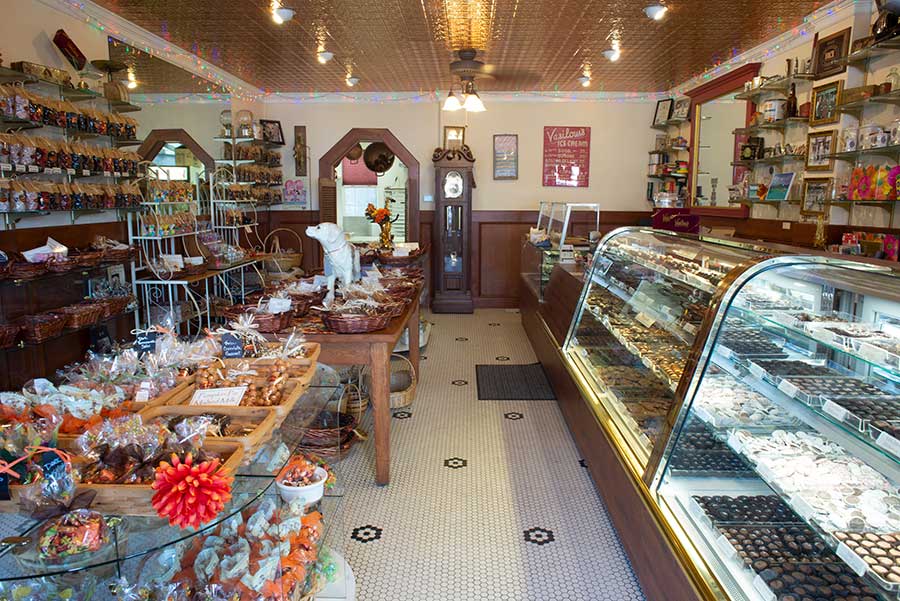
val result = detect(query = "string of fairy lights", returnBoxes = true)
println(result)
[73,0,857,106]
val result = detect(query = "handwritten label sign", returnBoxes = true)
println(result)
[134,331,157,356]
[190,386,247,407]
[542,126,590,188]
[221,333,244,358]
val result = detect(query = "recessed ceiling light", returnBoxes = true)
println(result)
[578,76,591,87]
[644,4,668,20]
[274,7,294,23]
[317,50,334,64]
[125,79,138,90]
[346,76,359,87]
[602,48,621,62]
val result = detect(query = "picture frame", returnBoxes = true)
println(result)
[802,177,832,215]
[765,172,797,202]
[443,126,466,150]
[810,80,843,127]
[259,119,285,145]
[806,130,837,171]
[293,125,307,176]
[671,98,691,121]
[492,133,518,180]
[653,98,674,126]
[813,27,851,80]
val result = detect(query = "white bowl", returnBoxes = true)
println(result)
[276,466,327,505]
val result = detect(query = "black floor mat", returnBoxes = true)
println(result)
[475,363,557,400]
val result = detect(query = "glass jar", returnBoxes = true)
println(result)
[859,125,887,150]
[891,119,900,146]
[841,127,859,152]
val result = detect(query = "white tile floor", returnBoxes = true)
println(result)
[330,309,646,601]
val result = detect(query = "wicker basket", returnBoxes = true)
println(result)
[294,409,363,462]
[363,353,417,409]
[97,295,133,318]
[263,228,304,273]
[0,323,21,349]
[376,245,427,265]
[8,261,48,280]
[183,261,207,275]
[102,246,134,263]
[223,306,292,333]
[358,248,378,265]
[55,302,105,329]
[16,313,67,344]
[322,311,392,334]
[68,250,104,268]
[46,258,73,273]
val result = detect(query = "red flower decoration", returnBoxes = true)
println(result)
[151,453,233,529]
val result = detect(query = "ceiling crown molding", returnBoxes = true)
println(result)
[36,0,260,97]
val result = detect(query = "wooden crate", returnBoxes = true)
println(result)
[139,404,278,459]
[165,376,311,427]
[0,440,243,516]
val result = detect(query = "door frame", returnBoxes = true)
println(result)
[318,128,420,242]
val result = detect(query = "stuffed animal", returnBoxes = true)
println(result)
[306,222,359,288]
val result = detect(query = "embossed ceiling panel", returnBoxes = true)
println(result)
[93,0,824,92]
[107,42,228,94]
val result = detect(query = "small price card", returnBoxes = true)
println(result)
[190,386,247,407]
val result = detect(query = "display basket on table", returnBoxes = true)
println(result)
[54,302,105,329]
[101,245,134,263]
[45,257,73,273]
[222,305,293,333]
[139,404,279,461]
[96,295,133,318]
[0,440,244,516]
[15,313,67,343]
[8,261,48,280]
[322,310,392,334]
[68,249,104,268]
[294,410,362,462]
[0,323,21,349]
[222,341,321,376]
[376,245,428,266]
[362,353,417,409]
[263,228,304,273]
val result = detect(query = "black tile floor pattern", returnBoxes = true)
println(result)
[475,363,557,400]
[327,309,647,601]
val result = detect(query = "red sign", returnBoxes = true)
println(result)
[542,126,590,187]
[652,208,700,234]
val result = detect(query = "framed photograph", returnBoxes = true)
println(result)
[850,36,874,55]
[806,130,837,171]
[810,80,843,126]
[813,27,851,80]
[493,134,518,180]
[802,177,832,215]
[671,98,691,120]
[106,264,126,288]
[653,98,673,126]
[443,126,465,150]
[293,125,307,176]
[259,119,285,145]
[765,172,797,202]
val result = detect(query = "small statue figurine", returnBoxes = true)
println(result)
[305,222,360,288]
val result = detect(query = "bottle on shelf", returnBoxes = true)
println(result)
[786,83,798,119]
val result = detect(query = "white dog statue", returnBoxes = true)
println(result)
[306,222,360,288]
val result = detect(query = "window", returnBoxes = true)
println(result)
[343,186,378,216]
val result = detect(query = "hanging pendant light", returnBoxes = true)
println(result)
[461,80,486,112]
[442,88,463,111]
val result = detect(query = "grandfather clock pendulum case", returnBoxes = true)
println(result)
[432,147,475,313]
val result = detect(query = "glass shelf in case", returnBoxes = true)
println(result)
[649,255,900,601]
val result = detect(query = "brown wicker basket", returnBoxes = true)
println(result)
[97,295,133,318]
[16,313,67,344]
[222,306,292,333]
[8,261,48,280]
[358,248,378,265]
[183,261,207,275]
[68,250,104,268]
[55,302,105,329]
[376,246,427,265]
[102,246,134,263]
[0,323,21,349]
[296,409,358,447]
[322,311,392,334]
[46,258,73,273]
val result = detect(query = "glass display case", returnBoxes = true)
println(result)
[521,241,561,300]
[547,202,600,249]
[565,226,900,601]
[0,366,354,601]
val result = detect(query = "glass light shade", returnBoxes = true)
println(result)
[236,110,254,125]
[442,93,463,112]
[462,92,486,112]
[219,110,233,126]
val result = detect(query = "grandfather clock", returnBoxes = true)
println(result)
[432,146,475,313]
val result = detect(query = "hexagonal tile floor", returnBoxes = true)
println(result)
[326,309,646,601]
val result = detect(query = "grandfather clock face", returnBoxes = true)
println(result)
[443,170,464,199]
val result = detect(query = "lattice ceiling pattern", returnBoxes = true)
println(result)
[107,41,228,94]
[93,0,824,93]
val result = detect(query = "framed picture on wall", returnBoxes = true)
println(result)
[810,80,843,127]
[671,98,691,120]
[293,125,307,176]
[813,28,851,80]
[260,119,285,145]
[806,130,836,171]
[653,98,673,126]
[443,126,465,150]
[493,134,518,180]
[802,177,832,215]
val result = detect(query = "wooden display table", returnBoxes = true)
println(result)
[265,286,421,485]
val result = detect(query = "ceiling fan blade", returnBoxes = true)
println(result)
[481,65,542,88]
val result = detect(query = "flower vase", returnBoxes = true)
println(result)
[379,221,393,250]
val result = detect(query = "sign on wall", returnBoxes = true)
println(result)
[542,126,590,188]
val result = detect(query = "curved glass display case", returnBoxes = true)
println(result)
[565,227,900,601]
[0,366,352,601]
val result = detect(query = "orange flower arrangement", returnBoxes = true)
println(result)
[151,452,233,529]
[364,203,392,225]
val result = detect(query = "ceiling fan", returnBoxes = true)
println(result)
[448,48,539,89]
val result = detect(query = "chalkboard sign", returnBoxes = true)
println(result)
[41,452,65,479]
[135,331,157,357]
[0,473,9,501]
[222,333,244,358]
